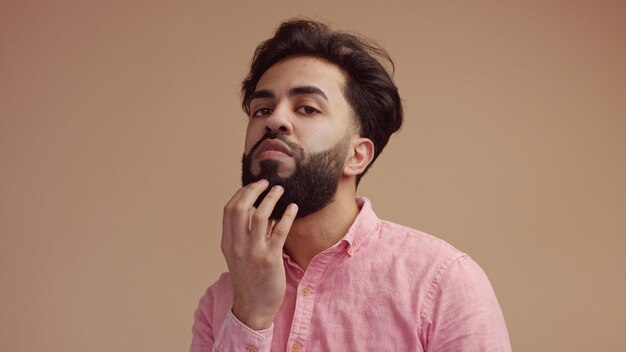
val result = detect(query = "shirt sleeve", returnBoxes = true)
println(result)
[190,288,274,352]
[420,255,512,352]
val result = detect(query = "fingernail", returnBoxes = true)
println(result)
[273,185,283,192]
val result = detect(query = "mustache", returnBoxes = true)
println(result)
[248,131,303,157]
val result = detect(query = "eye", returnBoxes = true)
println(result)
[251,107,272,117]
[296,106,319,115]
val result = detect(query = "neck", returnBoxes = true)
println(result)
[284,181,360,270]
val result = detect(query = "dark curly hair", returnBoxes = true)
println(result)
[241,19,403,184]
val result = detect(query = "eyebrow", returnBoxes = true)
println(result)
[288,86,328,101]
[249,85,329,103]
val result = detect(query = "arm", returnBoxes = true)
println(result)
[190,295,273,352]
[421,255,512,352]
[190,179,298,352]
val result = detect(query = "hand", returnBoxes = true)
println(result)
[220,179,298,330]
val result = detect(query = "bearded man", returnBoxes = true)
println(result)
[190,20,511,352]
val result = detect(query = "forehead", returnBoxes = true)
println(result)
[255,56,347,101]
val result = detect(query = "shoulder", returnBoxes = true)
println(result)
[369,219,495,299]
[375,219,468,266]
[198,272,234,306]
[352,218,482,299]
[194,272,235,322]
[378,220,494,291]
[372,221,509,345]
[191,273,237,348]
[355,198,463,260]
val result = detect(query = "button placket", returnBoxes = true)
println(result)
[286,253,334,352]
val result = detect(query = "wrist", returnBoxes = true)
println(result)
[231,306,275,331]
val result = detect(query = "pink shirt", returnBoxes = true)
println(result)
[191,198,511,351]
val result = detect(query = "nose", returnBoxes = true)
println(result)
[264,104,293,135]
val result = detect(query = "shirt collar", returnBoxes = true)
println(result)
[282,197,381,264]
[340,197,380,256]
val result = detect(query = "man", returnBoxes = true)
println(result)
[191,20,511,351]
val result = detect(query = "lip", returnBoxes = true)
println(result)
[254,139,294,158]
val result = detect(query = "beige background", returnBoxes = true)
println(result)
[1,1,625,351]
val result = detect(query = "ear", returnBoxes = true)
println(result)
[343,137,374,178]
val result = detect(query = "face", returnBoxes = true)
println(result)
[241,56,355,219]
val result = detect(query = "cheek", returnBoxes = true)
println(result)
[302,127,345,154]
[243,124,261,155]
[243,137,254,155]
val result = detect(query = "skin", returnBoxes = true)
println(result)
[221,56,375,330]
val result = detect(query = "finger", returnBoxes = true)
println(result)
[224,179,268,211]
[248,206,275,233]
[247,207,256,231]
[249,185,285,240]
[269,203,298,249]
[266,219,276,236]
[247,209,279,233]
[222,186,249,249]
[223,180,268,243]
[230,180,271,238]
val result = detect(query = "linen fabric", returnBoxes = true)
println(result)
[190,197,511,351]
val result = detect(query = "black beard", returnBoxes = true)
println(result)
[241,132,349,220]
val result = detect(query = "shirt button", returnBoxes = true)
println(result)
[246,347,258,352]
[301,287,312,296]
[291,342,301,351]
[347,246,355,255]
